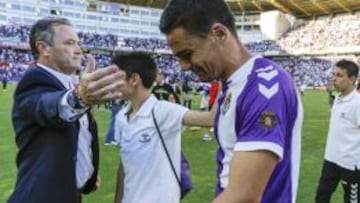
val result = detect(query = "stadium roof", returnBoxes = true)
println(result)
[102,0,360,18]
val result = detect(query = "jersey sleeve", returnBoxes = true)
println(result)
[154,101,188,138]
[234,77,295,160]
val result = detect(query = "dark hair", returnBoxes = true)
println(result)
[335,59,359,79]
[159,0,237,39]
[29,17,72,60]
[112,52,157,88]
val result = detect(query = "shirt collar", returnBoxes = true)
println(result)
[124,94,158,119]
[225,55,262,87]
[337,89,358,103]
[37,63,75,89]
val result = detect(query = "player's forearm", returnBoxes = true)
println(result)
[183,110,214,127]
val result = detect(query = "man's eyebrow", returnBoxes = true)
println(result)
[65,39,77,43]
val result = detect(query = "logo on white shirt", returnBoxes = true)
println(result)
[139,134,151,143]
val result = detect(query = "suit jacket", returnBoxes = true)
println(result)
[8,66,99,203]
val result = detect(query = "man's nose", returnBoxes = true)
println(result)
[75,44,82,54]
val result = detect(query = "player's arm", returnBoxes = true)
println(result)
[182,83,221,127]
[182,98,218,127]
[114,159,125,203]
[182,109,213,127]
[212,150,278,203]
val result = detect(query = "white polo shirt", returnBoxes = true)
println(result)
[114,95,188,203]
[325,89,360,170]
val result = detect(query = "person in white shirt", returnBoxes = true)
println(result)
[112,52,216,203]
[316,59,360,203]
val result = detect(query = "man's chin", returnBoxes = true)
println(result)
[72,64,82,70]
[67,65,81,74]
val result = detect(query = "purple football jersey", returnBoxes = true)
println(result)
[214,56,303,203]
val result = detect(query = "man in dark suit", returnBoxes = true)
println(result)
[8,17,123,203]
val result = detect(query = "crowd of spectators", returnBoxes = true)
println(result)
[123,13,360,53]
[3,47,358,89]
[0,49,33,82]
[80,52,112,68]
[273,55,360,87]
[278,15,360,52]
[0,24,117,50]
[0,25,29,43]
[78,32,117,49]
[0,48,198,84]
[153,54,197,83]
[123,38,170,51]
[274,57,333,87]
[245,40,282,53]
[1,14,359,53]
[238,14,360,54]
[1,13,359,86]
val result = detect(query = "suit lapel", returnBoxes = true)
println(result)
[36,66,68,90]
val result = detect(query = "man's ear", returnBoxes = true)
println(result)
[36,41,51,57]
[210,23,228,41]
[131,73,141,86]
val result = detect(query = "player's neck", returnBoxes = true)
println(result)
[339,87,354,98]
[130,90,151,114]
[223,44,251,80]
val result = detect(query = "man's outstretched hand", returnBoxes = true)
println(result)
[78,54,124,105]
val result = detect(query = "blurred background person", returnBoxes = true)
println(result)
[316,60,360,203]
[104,99,125,146]
[152,71,180,103]
[182,79,193,109]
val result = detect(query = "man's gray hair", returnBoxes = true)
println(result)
[29,17,73,60]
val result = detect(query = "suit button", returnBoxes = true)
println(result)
[73,156,77,161]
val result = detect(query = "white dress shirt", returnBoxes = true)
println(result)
[37,63,94,189]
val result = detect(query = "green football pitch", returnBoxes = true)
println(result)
[0,84,343,203]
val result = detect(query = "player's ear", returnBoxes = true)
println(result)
[131,73,141,86]
[210,23,228,42]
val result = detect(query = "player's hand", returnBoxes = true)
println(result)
[78,54,124,105]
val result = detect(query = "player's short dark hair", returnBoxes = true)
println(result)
[112,52,157,89]
[30,17,72,60]
[159,0,237,39]
[335,59,359,79]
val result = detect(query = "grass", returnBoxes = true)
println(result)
[0,84,343,203]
